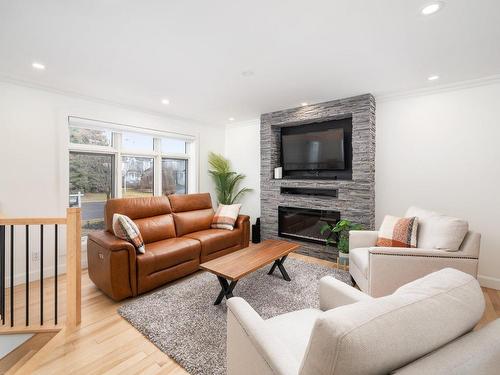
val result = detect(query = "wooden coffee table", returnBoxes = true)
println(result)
[199,239,300,305]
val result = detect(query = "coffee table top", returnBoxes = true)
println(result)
[199,239,300,281]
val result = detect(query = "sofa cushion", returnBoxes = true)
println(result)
[405,206,468,251]
[105,196,176,243]
[169,193,215,236]
[137,237,201,277]
[349,247,369,278]
[211,204,241,230]
[112,214,145,253]
[184,228,241,258]
[265,309,322,361]
[300,268,485,375]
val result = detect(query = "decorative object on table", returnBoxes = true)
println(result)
[252,217,261,243]
[211,203,242,230]
[376,215,418,248]
[208,152,252,204]
[320,219,363,268]
[273,166,283,179]
[118,257,352,375]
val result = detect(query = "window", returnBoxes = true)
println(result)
[162,158,188,195]
[122,132,154,151]
[161,138,186,154]
[122,156,154,197]
[68,118,194,238]
[69,127,112,146]
[69,152,114,237]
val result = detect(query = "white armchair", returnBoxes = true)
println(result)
[226,269,498,375]
[349,207,481,297]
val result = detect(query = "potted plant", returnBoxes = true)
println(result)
[208,152,252,204]
[320,219,363,264]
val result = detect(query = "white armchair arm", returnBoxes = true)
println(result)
[349,230,379,250]
[227,297,300,375]
[367,247,479,297]
[319,276,373,310]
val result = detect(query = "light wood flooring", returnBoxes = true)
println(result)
[1,253,499,374]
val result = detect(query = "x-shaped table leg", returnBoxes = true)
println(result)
[214,276,238,305]
[268,255,291,281]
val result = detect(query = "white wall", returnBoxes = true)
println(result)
[0,80,225,284]
[225,119,261,225]
[221,80,500,289]
[376,81,500,289]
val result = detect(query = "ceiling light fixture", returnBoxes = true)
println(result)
[228,117,235,121]
[32,62,45,70]
[241,70,254,77]
[161,99,170,105]
[301,102,308,107]
[428,75,440,81]
[421,2,443,16]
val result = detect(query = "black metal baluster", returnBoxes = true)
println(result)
[10,225,14,327]
[0,225,5,325]
[54,224,58,325]
[40,224,44,325]
[25,225,29,326]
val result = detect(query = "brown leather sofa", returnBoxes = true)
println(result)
[87,193,250,301]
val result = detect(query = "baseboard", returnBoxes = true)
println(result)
[478,274,500,290]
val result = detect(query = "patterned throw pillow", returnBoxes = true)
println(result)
[112,214,146,254]
[377,215,418,248]
[211,204,241,231]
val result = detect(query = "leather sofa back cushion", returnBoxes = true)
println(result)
[105,196,172,231]
[169,193,212,212]
[173,209,215,236]
[135,214,176,244]
[300,268,485,375]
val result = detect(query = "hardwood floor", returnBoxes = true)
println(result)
[1,252,499,374]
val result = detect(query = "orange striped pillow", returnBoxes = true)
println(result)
[211,204,241,230]
[377,215,418,248]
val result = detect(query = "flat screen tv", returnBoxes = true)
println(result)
[280,117,352,180]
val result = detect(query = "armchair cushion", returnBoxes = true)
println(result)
[349,247,369,278]
[405,206,468,251]
[265,309,322,360]
[300,268,484,375]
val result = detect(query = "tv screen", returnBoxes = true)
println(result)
[281,125,345,171]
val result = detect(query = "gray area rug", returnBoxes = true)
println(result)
[118,257,352,375]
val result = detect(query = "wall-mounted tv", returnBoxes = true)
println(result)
[280,117,352,180]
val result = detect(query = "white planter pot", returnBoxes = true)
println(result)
[338,251,349,266]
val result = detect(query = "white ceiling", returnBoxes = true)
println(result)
[1,0,499,125]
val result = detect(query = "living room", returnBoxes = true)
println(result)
[0,1,499,374]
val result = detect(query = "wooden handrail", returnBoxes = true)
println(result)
[0,208,81,330]
[65,208,81,328]
[0,218,67,225]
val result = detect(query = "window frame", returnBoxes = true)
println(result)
[161,157,189,195]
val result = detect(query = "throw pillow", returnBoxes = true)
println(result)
[211,204,241,230]
[112,214,146,254]
[405,206,469,251]
[377,215,418,248]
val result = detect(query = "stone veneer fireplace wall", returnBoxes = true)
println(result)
[260,94,376,261]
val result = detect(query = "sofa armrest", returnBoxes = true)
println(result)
[87,230,136,252]
[87,230,137,300]
[319,276,373,311]
[227,297,300,375]
[349,230,379,250]
[234,215,250,248]
[369,247,479,259]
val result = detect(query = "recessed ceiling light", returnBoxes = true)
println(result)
[421,2,443,16]
[241,70,254,77]
[428,75,440,81]
[161,99,170,105]
[228,117,235,121]
[301,102,308,107]
[32,62,45,70]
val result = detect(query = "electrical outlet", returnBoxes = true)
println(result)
[32,251,39,262]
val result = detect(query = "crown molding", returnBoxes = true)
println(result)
[0,74,218,128]
[376,74,500,103]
